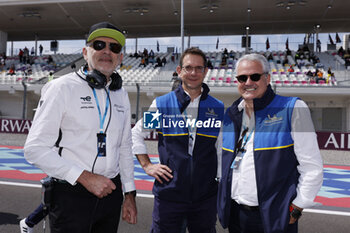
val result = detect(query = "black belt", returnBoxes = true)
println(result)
[232,199,259,211]
[240,204,259,211]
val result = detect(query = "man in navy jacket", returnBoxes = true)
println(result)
[217,54,323,233]
[132,47,224,233]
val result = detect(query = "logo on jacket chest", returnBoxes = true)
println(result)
[80,95,94,109]
[263,114,283,125]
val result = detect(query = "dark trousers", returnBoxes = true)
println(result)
[228,200,298,233]
[150,195,217,233]
[49,175,123,233]
[26,203,47,227]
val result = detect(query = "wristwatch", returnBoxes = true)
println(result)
[289,205,302,219]
[124,190,137,197]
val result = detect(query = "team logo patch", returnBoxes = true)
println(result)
[205,108,218,118]
[264,114,283,125]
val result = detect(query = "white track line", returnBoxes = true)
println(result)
[1,180,349,216]
[0,180,41,188]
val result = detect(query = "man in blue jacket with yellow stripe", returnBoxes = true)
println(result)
[132,47,224,233]
[217,54,323,233]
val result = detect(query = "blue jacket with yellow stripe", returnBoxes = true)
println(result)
[154,83,224,203]
[218,85,300,233]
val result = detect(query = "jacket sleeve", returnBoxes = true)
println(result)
[118,89,136,192]
[291,100,323,208]
[24,80,84,185]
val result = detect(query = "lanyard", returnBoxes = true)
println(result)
[92,88,110,133]
[231,126,254,169]
[240,126,254,153]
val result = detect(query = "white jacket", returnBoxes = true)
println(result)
[24,70,135,192]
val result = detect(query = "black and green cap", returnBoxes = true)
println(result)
[87,22,125,47]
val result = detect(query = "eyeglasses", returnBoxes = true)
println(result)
[88,40,122,54]
[236,73,267,83]
[182,66,205,73]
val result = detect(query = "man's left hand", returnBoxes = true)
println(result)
[122,194,137,224]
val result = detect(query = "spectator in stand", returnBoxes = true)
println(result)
[31,47,35,56]
[287,65,294,73]
[19,49,24,63]
[229,50,235,58]
[139,57,146,67]
[17,50,24,63]
[155,57,162,67]
[161,57,167,66]
[23,47,29,64]
[172,70,178,78]
[327,67,332,76]
[47,55,53,65]
[143,48,148,58]
[39,44,43,56]
[149,49,155,58]
[337,46,344,57]
[267,53,273,61]
[207,59,213,69]
[316,39,321,52]
[149,56,155,65]
[223,48,229,58]
[7,64,16,75]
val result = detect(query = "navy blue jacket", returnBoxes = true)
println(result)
[218,85,300,233]
[154,83,224,203]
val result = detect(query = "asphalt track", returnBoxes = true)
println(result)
[1,145,350,233]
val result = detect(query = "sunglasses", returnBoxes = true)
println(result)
[236,73,267,83]
[88,40,122,54]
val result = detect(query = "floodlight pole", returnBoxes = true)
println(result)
[35,34,38,56]
[245,26,249,54]
[181,0,184,54]
[135,83,140,122]
[135,38,138,54]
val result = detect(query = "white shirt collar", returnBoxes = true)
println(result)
[238,99,245,112]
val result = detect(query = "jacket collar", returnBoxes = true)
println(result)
[253,84,276,111]
[174,82,210,113]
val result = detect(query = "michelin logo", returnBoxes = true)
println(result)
[143,110,162,129]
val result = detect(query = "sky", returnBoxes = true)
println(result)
[6,32,349,56]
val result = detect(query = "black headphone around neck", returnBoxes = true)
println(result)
[78,64,122,91]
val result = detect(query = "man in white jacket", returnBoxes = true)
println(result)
[24,22,137,233]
